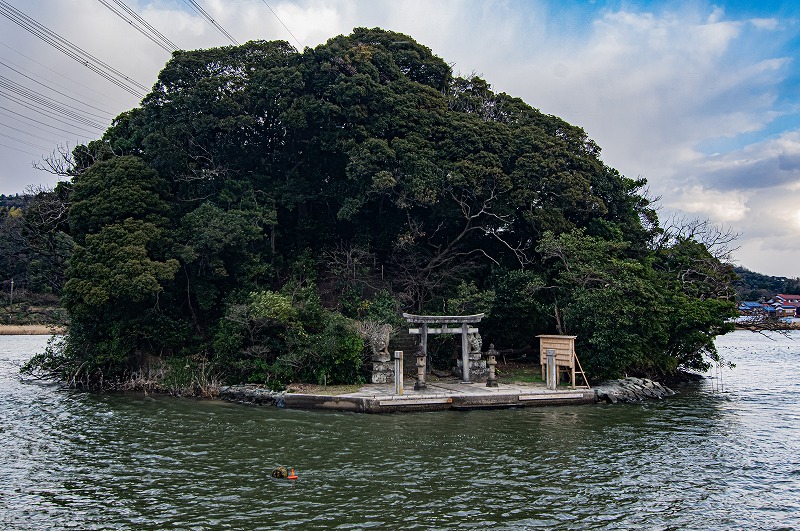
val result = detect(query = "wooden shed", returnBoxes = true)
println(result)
[536,335,589,388]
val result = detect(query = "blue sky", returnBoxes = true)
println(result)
[1,0,799,276]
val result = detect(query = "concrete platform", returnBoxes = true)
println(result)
[280,379,596,413]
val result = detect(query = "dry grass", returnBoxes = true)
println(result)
[285,382,364,395]
[0,324,65,335]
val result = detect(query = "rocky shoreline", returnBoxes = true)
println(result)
[593,377,676,403]
[220,385,286,407]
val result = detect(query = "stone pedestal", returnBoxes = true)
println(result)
[393,351,403,395]
[453,357,487,381]
[369,351,394,384]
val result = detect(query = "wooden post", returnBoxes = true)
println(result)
[571,359,576,388]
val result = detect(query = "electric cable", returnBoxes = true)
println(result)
[181,0,239,45]
[260,0,302,49]
[0,107,97,139]
[0,41,130,108]
[0,59,116,117]
[0,140,40,157]
[0,86,107,131]
[0,1,147,97]
[0,102,102,137]
[0,130,49,150]
[0,75,110,125]
[97,0,178,53]
[109,0,179,51]
[0,121,63,145]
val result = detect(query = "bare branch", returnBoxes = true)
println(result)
[655,214,740,261]
[34,144,77,177]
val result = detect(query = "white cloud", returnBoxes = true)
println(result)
[496,7,789,184]
[750,18,780,30]
[667,185,750,222]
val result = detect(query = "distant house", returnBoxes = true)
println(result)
[738,294,800,319]
[738,301,766,314]
[736,300,778,325]
[757,297,800,318]
[776,301,800,318]
[737,301,779,318]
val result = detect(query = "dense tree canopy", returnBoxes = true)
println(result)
[23,28,737,388]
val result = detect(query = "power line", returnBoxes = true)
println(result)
[0,40,131,108]
[260,0,302,49]
[0,120,64,145]
[0,75,110,125]
[111,0,179,51]
[181,0,239,46]
[0,92,104,134]
[0,59,116,117]
[0,140,40,157]
[0,1,147,98]
[97,0,179,53]
[0,107,95,139]
[0,102,101,137]
[0,130,49,150]
[0,85,106,131]
[0,1,147,95]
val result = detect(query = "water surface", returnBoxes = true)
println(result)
[1,331,799,530]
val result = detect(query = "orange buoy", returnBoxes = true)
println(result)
[287,468,298,480]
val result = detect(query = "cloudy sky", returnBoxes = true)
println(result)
[0,0,798,276]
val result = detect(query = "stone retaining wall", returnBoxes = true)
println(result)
[219,377,677,412]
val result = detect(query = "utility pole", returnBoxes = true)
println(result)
[9,278,13,308]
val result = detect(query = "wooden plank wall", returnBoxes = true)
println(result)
[538,337,575,369]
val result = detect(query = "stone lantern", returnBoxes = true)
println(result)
[486,343,499,388]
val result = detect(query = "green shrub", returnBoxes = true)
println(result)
[315,312,365,385]
[213,287,365,387]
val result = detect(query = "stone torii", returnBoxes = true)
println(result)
[402,313,485,385]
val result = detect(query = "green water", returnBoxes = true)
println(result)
[2,331,799,530]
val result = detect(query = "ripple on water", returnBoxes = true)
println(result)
[2,331,800,529]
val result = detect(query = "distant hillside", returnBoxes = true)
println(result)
[0,194,32,210]
[734,266,800,301]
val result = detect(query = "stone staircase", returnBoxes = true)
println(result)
[390,331,419,376]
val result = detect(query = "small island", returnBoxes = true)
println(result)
[13,28,738,396]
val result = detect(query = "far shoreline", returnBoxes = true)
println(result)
[0,324,65,335]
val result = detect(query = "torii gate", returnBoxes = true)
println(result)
[402,313,485,386]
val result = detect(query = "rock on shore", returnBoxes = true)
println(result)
[593,377,676,403]
[219,385,286,407]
